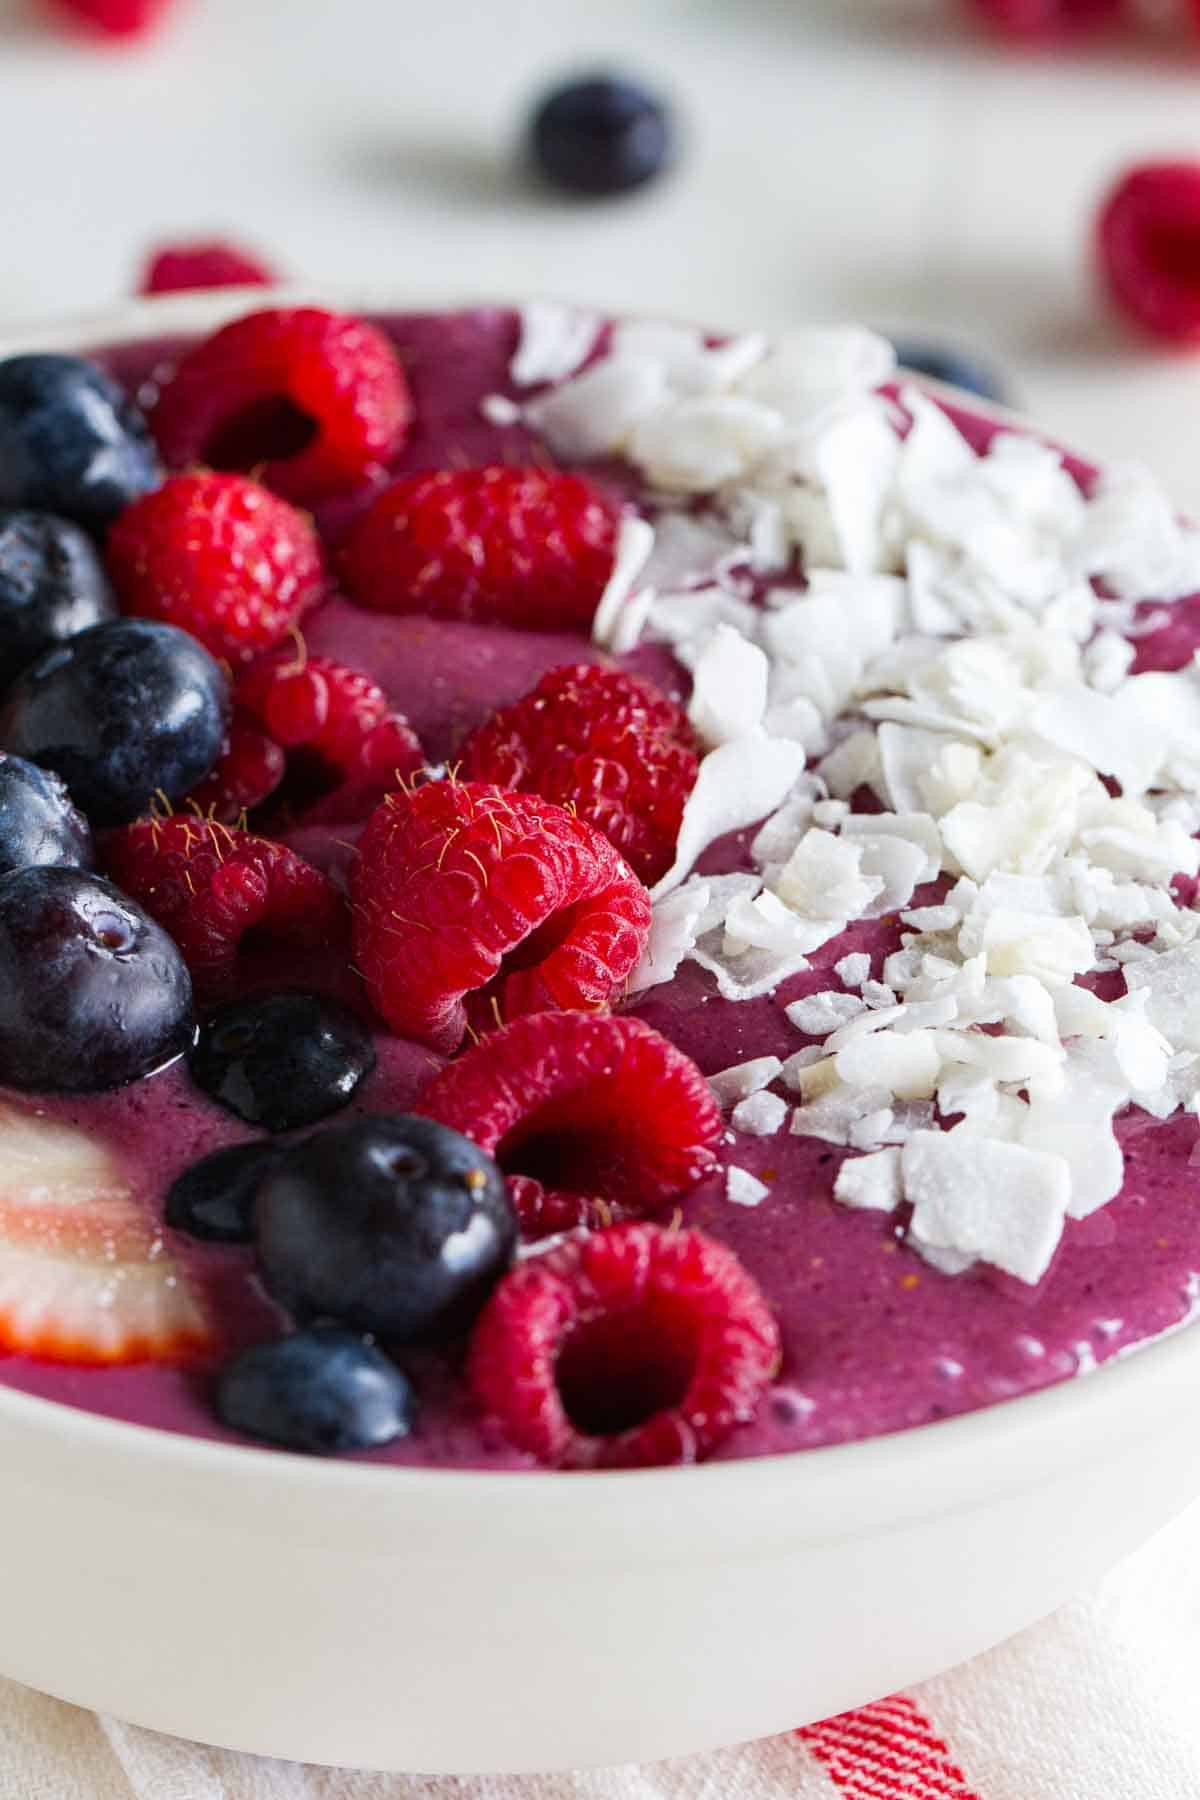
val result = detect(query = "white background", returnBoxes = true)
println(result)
[3,0,1200,500]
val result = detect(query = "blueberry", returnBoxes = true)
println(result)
[0,754,93,876]
[0,354,161,533]
[255,1115,516,1342]
[0,617,229,825]
[890,340,1010,406]
[0,510,118,691]
[188,991,376,1133]
[530,73,673,197]
[165,1139,283,1243]
[0,866,193,1091]
[215,1326,414,1456]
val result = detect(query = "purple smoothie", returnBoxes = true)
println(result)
[0,307,1196,1470]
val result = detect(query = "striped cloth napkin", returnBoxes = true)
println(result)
[2,1496,1198,1798]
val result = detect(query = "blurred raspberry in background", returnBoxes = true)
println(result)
[138,242,279,296]
[44,0,175,39]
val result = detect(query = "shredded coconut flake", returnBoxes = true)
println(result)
[732,1090,789,1136]
[902,1130,1070,1284]
[591,514,655,651]
[834,1146,902,1211]
[835,952,871,988]
[511,301,601,387]
[652,736,805,899]
[708,1056,783,1108]
[726,1166,770,1208]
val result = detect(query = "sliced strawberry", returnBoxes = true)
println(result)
[0,1104,213,1365]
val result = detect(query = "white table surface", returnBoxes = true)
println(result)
[1,0,1200,503]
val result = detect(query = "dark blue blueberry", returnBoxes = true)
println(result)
[188,991,376,1133]
[0,617,229,825]
[530,73,673,197]
[0,753,93,876]
[0,510,118,691]
[165,1139,283,1243]
[0,354,161,533]
[255,1115,516,1342]
[890,340,1011,406]
[0,866,193,1091]
[215,1326,414,1455]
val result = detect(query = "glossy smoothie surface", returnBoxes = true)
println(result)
[1,307,1198,1470]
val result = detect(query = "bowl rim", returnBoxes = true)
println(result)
[0,285,1196,1533]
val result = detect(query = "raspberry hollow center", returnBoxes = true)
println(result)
[555,1303,697,1438]
[205,396,318,472]
[496,1090,631,1199]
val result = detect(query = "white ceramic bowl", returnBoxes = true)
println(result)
[0,293,1198,1775]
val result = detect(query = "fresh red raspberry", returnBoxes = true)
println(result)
[44,0,173,38]
[151,307,412,502]
[340,467,618,631]
[416,1011,721,1238]
[105,815,344,1001]
[138,241,278,296]
[1096,162,1200,344]
[237,649,424,822]
[467,1221,779,1469]
[351,782,650,1054]
[458,664,698,885]
[107,472,324,666]
[966,0,1123,36]
[183,710,287,824]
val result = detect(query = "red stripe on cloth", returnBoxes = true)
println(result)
[798,1694,981,1799]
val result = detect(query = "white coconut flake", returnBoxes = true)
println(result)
[525,355,669,459]
[687,625,769,746]
[629,880,712,994]
[835,952,871,988]
[1020,1053,1128,1220]
[785,990,866,1036]
[591,514,655,651]
[511,302,601,387]
[791,1082,895,1146]
[834,1146,902,1212]
[902,1130,1071,1284]
[1124,946,1200,1052]
[1028,684,1165,799]
[848,1107,897,1151]
[835,1029,941,1100]
[479,393,522,426]
[726,1166,770,1208]
[652,735,806,898]
[738,326,896,423]
[708,1056,784,1108]
[781,1047,827,1089]
[632,396,785,494]
[732,1091,789,1136]
[772,829,883,921]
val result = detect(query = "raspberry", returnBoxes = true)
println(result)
[237,648,425,823]
[183,710,287,823]
[1096,162,1200,344]
[105,815,344,1002]
[966,0,1123,35]
[467,1222,779,1469]
[151,307,412,502]
[107,472,324,666]
[458,664,698,885]
[138,241,277,296]
[416,1011,721,1237]
[351,782,650,1054]
[45,0,173,37]
[340,466,618,631]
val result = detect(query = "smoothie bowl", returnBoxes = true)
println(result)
[0,287,1198,1771]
